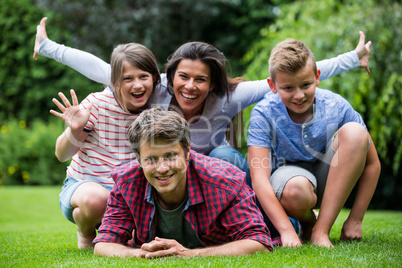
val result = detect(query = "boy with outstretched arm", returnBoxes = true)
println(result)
[247,39,381,247]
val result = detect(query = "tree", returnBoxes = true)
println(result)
[0,0,102,123]
[33,0,281,74]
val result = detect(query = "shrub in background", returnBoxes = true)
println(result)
[0,119,68,185]
[0,0,102,123]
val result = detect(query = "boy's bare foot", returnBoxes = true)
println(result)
[310,230,334,248]
[77,229,95,249]
[340,218,363,241]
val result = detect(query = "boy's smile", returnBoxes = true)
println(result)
[268,65,320,124]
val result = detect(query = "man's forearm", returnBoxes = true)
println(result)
[94,242,142,258]
[190,239,269,257]
[94,239,269,258]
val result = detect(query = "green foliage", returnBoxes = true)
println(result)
[0,0,103,123]
[33,0,279,75]
[1,0,280,122]
[1,187,402,266]
[0,119,68,185]
[244,0,402,175]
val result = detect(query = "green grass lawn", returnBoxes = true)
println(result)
[0,186,401,267]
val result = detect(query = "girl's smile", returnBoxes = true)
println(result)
[120,61,155,112]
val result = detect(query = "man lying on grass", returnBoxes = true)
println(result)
[93,107,273,258]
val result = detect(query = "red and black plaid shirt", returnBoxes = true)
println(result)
[94,150,276,250]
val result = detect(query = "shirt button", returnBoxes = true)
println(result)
[302,125,306,129]
[304,135,308,138]
[305,145,309,148]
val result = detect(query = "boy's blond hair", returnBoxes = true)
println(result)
[269,39,317,83]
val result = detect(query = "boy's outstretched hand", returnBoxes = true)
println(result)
[355,31,372,75]
[33,17,48,60]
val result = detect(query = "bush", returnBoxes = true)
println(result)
[0,0,102,123]
[0,119,69,185]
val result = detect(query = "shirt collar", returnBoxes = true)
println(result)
[186,156,204,207]
[145,180,155,206]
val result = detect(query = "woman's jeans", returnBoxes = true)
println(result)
[209,145,251,186]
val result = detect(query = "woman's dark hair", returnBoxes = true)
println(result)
[165,42,244,101]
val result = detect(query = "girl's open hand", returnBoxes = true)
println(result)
[50,89,92,132]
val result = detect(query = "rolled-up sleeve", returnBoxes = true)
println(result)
[220,182,275,250]
[93,184,135,246]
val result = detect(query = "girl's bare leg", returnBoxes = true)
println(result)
[71,182,109,249]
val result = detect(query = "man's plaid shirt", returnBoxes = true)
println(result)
[94,150,275,250]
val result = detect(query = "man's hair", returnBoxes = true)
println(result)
[128,107,191,158]
[111,43,161,112]
[269,39,317,83]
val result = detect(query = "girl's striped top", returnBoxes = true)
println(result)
[66,87,138,186]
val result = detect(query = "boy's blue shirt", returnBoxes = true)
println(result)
[247,88,366,171]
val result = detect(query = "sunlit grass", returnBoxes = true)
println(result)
[0,186,401,267]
